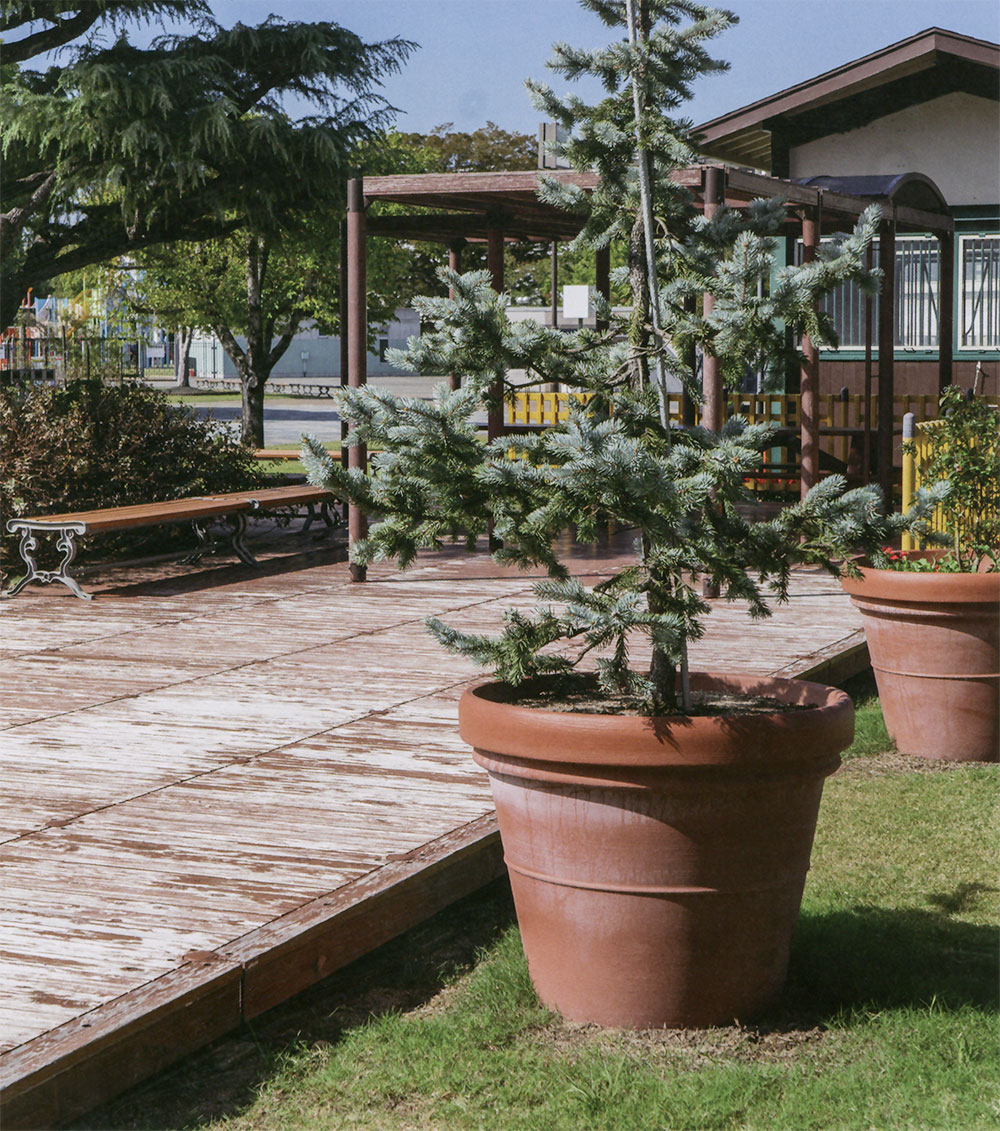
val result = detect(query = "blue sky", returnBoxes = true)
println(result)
[202,0,1000,134]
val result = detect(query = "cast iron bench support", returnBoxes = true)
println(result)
[3,521,91,600]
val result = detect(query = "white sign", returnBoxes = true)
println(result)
[562,285,593,320]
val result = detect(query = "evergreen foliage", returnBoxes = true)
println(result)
[114,132,432,445]
[304,0,944,713]
[908,386,999,567]
[0,2,414,327]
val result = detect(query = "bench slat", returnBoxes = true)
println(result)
[17,486,334,534]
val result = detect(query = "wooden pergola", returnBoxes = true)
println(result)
[342,165,953,566]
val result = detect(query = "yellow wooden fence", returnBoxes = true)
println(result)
[506,390,941,494]
[900,418,945,551]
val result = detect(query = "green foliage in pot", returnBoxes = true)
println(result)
[304,0,941,713]
[878,385,999,572]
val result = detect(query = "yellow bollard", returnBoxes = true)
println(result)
[901,412,916,551]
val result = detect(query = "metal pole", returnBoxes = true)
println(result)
[347,177,368,581]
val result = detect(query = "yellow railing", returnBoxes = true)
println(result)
[506,391,941,495]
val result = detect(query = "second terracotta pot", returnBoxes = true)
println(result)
[841,557,999,761]
[459,672,852,1029]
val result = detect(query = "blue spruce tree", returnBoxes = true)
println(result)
[304,0,941,713]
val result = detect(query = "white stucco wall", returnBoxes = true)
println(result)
[788,91,1000,206]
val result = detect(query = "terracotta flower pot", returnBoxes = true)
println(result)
[458,672,852,1029]
[841,555,1000,762]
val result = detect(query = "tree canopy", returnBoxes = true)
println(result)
[396,120,536,173]
[0,1,414,326]
[303,0,926,714]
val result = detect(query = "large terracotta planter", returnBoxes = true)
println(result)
[841,556,999,762]
[459,672,852,1029]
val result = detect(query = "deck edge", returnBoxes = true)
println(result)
[0,815,502,1131]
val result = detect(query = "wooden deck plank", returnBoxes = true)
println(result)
[0,543,864,1128]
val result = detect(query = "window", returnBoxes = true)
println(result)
[378,338,389,363]
[798,237,940,349]
[960,236,1000,349]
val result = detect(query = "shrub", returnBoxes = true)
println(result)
[1,378,267,578]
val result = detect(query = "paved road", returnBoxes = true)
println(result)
[185,375,444,446]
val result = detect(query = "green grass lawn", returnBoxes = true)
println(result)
[77,685,998,1131]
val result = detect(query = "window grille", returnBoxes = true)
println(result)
[960,237,1000,349]
[797,237,940,349]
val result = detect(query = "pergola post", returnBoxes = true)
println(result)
[595,244,611,333]
[863,244,874,483]
[339,218,349,469]
[701,166,725,431]
[347,177,368,582]
[448,238,465,391]
[550,242,559,329]
[938,230,954,393]
[486,224,505,443]
[681,296,697,426]
[799,202,821,499]
[877,210,896,507]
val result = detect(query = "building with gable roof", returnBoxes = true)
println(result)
[696,27,999,398]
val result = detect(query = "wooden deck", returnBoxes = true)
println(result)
[0,536,866,1128]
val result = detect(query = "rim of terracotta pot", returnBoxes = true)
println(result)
[458,671,852,776]
[841,554,1000,604]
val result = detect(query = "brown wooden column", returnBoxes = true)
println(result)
[938,230,954,393]
[486,225,504,443]
[346,177,368,581]
[448,238,465,391]
[339,218,349,468]
[877,212,896,507]
[799,202,821,500]
[550,242,559,329]
[595,244,610,333]
[701,166,725,431]
[681,296,697,426]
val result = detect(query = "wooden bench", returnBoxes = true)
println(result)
[2,485,340,601]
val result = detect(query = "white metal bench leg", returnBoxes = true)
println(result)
[2,521,92,600]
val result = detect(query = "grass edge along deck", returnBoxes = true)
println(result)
[0,631,868,1131]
